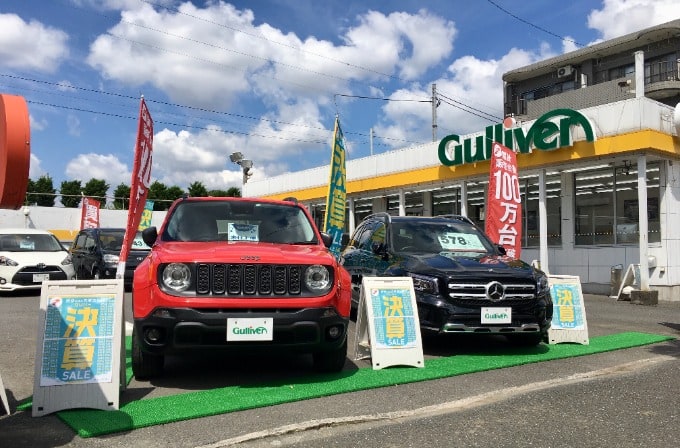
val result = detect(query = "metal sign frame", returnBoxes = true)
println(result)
[353,277,424,370]
[32,279,125,417]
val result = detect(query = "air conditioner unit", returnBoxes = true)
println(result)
[557,65,574,78]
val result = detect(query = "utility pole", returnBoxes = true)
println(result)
[432,83,438,142]
[369,127,374,155]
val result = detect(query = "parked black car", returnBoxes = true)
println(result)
[339,213,553,345]
[69,227,151,288]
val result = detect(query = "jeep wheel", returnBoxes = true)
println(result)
[131,328,164,380]
[313,339,347,373]
[506,332,544,347]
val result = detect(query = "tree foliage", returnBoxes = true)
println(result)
[26,177,233,209]
[82,178,109,202]
[60,180,82,208]
[188,181,208,197]
[113,183,131,210]
[25,175,56,206]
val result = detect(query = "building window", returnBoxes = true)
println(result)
[520,173,562,247]
[432,187,461,216]
[353,198,374,223]
[645,53,679,83]
[574,161,660,245]
[466,181,488,228]
[386,191,424,216]
[608,64,635,81]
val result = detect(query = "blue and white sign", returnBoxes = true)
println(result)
[354,277,424,369]
[40,295,116,386]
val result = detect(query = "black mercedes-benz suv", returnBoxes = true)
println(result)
[339,213,553,346]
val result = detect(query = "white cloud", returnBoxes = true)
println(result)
[0,14,69,72]
[375,45,555,145]
[29,154,46,179]
[588,0,680,40]
[65,153,130,187]
[82,3,459,182]
[29,114,48,132]
[67,115,81,137]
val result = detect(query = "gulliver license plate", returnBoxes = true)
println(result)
[481,307,512,324]
[226,317,273,341]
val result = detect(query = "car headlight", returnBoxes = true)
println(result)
[161,263,192,291]
[61,255,73,266]
[304,265,331,294]
[0,256,18,267]
[408,273,439,294]
[103,254,119,264]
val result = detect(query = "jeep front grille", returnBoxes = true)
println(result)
[447,281,536,305]
[195,263,303,296]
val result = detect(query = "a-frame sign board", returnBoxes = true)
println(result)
[547,274,589,345]
[32,279,125,417]
[353,277,424,370]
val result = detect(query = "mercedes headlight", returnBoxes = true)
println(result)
[408,273,439,294]
[162,263,192,292]
[305,265,331,294]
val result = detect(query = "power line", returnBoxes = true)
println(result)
[486,0,584,48]
[436,92,503,122]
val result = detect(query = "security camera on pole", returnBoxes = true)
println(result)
[230,152,254,184]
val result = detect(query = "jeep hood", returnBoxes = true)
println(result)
[153,241,337,265]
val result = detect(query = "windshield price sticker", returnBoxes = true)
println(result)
[226,317,273,341]
[227,223,259,242]
[481,307,512,324]
[438,232,485,251]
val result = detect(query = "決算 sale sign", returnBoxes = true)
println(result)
[485,142,522,259]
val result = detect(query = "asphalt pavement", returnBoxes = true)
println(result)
[1,292,679,447]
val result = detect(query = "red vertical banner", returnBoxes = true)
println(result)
[80,197,100,229]
[485,142,522,259]
[116,97,153,279]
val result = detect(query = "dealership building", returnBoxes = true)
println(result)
[244,19,680,301]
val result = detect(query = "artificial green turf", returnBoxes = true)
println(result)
[22,332,674,437]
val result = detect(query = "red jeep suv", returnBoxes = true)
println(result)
[132,196,351,379]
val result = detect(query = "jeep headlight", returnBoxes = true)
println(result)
[161,263,192,292]
[408,273,438,294]
[305,265,331,294]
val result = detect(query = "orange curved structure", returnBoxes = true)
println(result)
[0,93,30,209]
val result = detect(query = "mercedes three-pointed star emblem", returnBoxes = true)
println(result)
[486,281,505,302]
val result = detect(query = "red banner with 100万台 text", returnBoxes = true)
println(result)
[485,142,522,259]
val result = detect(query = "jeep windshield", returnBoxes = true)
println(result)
[162,199,318,244]
[390,220,496,256]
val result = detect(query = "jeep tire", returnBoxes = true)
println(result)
[312,338,347,373]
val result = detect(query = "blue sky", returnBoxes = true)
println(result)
[1,0,679,200]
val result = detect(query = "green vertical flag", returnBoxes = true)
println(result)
[323,116,347,257]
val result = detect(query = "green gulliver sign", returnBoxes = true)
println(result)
[438,108,596,167]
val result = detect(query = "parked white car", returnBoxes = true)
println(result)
[0,228,76,292]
